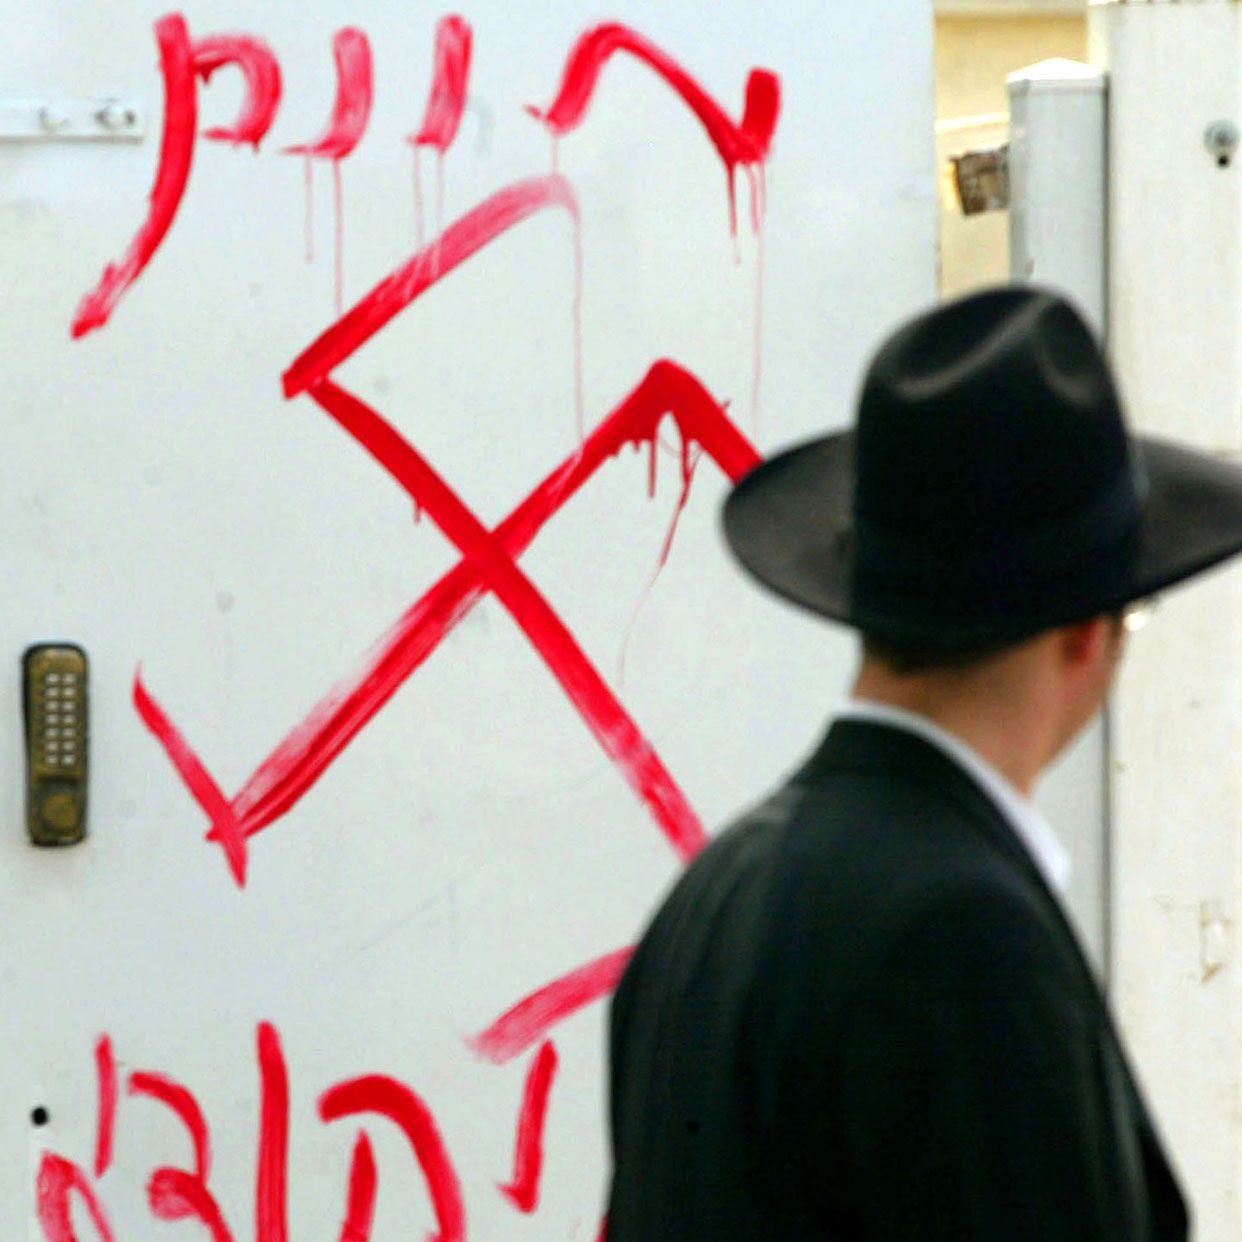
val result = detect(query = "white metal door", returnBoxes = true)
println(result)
[0,3,936,1236]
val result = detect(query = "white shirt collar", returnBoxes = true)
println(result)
[833,697,1072,896]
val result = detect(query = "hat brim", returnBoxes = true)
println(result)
[723,432,1242,645]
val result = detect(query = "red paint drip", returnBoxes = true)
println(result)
[499,1040,559,1213]
[284,174,579,397]
[617,439,703,682]
[336,1132,377,1242]
[256,1022,289,1242]
[411,16,473,154]
[472,946,634,1064]
[71,15,195,339]
[320,1076,465,1242]
[312,375,711,861]
[526,23,781,232]
[147,1169,236,1242]
[193,35,282,147]
[284,28,373,160]
[36,1154,116,1242]
[334,159,345,316]
[129,1071,212,1179]
[138,362,759,881]
[133,670,248,885]
[93,1036,117,1179]
[72,17,284,338]
[304,156,314,263]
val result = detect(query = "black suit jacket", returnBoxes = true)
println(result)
[606,720,1188,1240]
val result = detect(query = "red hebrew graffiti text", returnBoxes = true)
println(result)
[146,1171,233,1241]
[284,27,374,311]
[335,1133,377,1242]
[39,1028,482,1241]
[130,1072,212,1179]
[93,1036,117,1178]
[284,28,374,161]
[320,1076,466,1242]
[36,1154,116,1242]
[256,1022,290,1242]
[412,15,473,153]
[500,1040,559,1213]
[409,15,474,251]
[130,1069,235,1238]
[194,35,283,147]
[71,15,283,338]
[527,22,780,233]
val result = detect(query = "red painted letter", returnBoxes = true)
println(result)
[71,14,283,338]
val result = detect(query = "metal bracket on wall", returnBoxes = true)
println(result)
[0,97,145,142]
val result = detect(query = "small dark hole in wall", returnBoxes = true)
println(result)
[30,1106,49,1126]
[1219,155,1231,168]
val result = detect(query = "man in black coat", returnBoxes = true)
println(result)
[605,288,1242,1239]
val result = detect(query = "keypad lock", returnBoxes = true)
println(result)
[23,644,88,845]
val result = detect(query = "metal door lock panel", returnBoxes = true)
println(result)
[23,644,89,846]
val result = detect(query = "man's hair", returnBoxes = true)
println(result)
[859,632,1026,677]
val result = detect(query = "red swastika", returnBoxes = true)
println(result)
[134,171,761,888]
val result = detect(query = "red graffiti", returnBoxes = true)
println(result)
[284,28,373,161]
[93,1036,117,1178]
[130,1071,212,1178]
[71,15,283,338]
[285,174,579,398]
[528,22,780,233]
[409,15,474,251]
[500,1040,560,1213]
[194,35,282,147]
[70,12,784,1235]
[132,671,246,884]
[137,140,759,883]
[137,357,759,882]
[413,15,473,153]
[147,1170,234,1242]
[472,946,635,1065]
[284,27,373,312]
[39,1028,478,1241]
[128,1068,233,1240]
[256,1022,290,1242]
[335,1133,377,1242]
[320,1076,466,1242]
[36,1155,116,1242]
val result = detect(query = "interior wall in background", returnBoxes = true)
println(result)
[936,12,1087,297]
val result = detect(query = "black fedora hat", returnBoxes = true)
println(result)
[724,286,1242,647]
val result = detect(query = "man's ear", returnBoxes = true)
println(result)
[1057,615,1116,668]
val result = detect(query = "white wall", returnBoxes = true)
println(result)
[1095,3,1242,1237]
[0,2,936,1236]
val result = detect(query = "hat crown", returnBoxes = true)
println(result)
[723,284,1242,647]
[855,288,1136,556]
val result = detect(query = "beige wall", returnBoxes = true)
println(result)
[936,14,1087,297]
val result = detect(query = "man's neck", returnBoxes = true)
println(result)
[850,666,1050,797]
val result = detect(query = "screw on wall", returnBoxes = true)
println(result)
[1204,120,1239,168]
